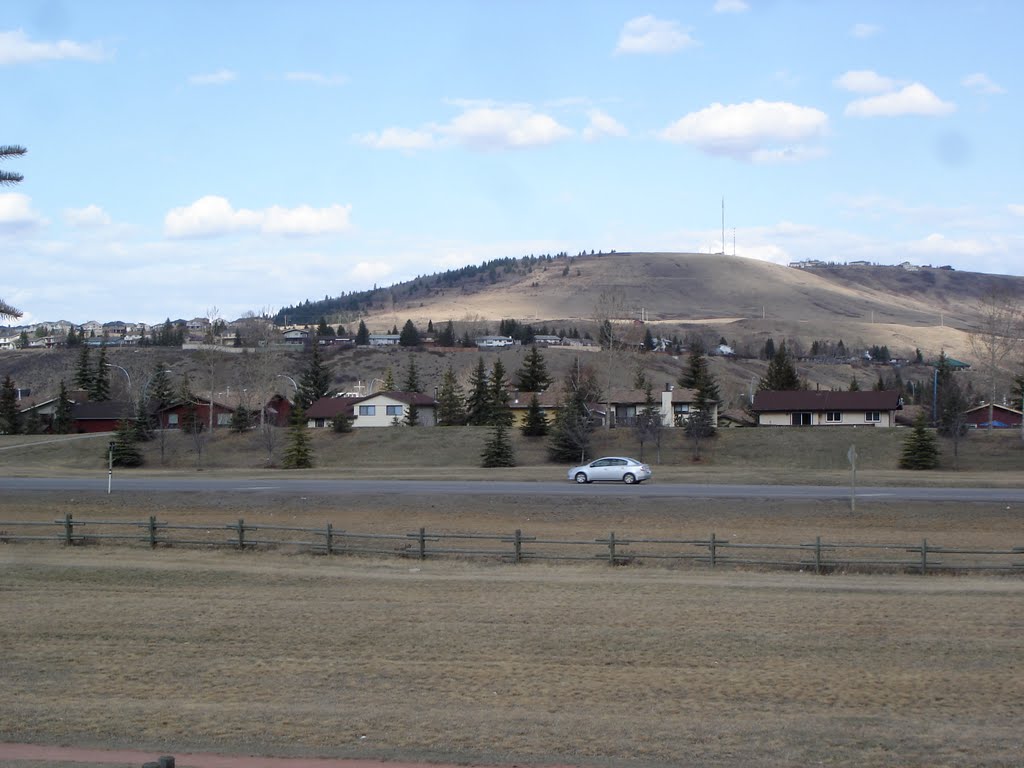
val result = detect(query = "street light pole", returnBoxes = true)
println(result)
[105,363,132,400]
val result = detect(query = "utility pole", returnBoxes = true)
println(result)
[721,197,725,255]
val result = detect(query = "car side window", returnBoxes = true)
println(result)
[592,459,609,467]
[613,459,627,466]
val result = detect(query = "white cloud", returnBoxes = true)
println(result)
[834,69,898,94]
[615,16,698,54]
[0,28,107,65]
[582,109,627,141]
[1007,204,1024,217]
[357,127,436,150]
[909,233,990,257]
[64,204,111,228]
[0,192,46,231]
[713,0,749,13]
[851,23,880,39]
[961,72,1005,95]
[440,105,573,149]
[845,83,955,117]
[284,71,348,87]
[659,100,828,162]
[164,195,351,239]
[188,69,236,86]
[350,261,394,283]
[262,204,352,236]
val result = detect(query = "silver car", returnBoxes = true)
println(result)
[568,456,652,484]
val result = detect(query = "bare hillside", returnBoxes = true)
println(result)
[357,252,1020,360]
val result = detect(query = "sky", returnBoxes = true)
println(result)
[2,0,1023,327]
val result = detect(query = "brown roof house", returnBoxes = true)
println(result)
[964,402,1023,429]
[752,390,903,427]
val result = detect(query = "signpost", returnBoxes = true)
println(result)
[847,443,857,512]
[107,441,115,494]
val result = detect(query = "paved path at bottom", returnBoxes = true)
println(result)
[0,744,569,768]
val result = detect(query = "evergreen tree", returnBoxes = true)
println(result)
[332,412,353,432]
[437,320,456,347]
[296,345,331,410]
[481,424,516,467]
[0,374,20,435]
[632,384,663,462]
[282,406,314,468]
[643,327,656,352]
[336,324,347,337]
[515,345,552,392]
[759,342,801,391]
[66,326,80,346]
[488,359,513,426]
[547,368,594,463]
[520,393,549,437]
[437,365,467,426]
[355,320,370,345]
[148,364,174,407]
[763,338,776,360]
[403,355,422,393]
[900,413,940,469]
[316,317,331,336]
[848,377,861,392]
[383,366,396,390]
[132,394,153,442]
[73,345,93,392]
[465,357,491,425]
[91,343,111,401]
[53,379,73,434]
[680,345,720,440]
[110,419,144,467]
[404,400,420,426]
[399,319,421,347]
[230,406,253,433]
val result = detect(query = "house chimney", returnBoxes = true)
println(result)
[665,382,671,392]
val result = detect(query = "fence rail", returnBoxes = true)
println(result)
[0,513,1022,575]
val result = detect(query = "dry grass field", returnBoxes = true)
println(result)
[2,545,1023,768]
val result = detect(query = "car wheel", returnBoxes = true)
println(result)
[623,473,636,484]
[574,472,589,484]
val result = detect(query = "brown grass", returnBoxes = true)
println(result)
[2,545,1023,768]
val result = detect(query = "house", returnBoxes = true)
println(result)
[752,389,903,427]
[282,329,310,346]
[305,396,362,428]
[601,386,712,429]
[305,391,438,427]
[367,334,401,346]
[964,403,1023,429]
[533,335,562,346]
[351,391,437,426]
[475,335,515,348]
[508,389,564,426]
[71,400,134,433]
[155,396,238,430]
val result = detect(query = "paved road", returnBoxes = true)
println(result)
[2,476,1023,502]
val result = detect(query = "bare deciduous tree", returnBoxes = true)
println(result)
[968,292,1023,431]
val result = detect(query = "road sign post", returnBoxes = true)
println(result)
[847,443,857,512]
[107,441,114,494]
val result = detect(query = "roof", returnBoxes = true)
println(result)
[306,396,362,419]
[964,402,1023,416]
[752,389,902,412]
[363,390,437,406]
[71,400,134,420]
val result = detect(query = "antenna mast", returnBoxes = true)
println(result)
[721,197,725,255]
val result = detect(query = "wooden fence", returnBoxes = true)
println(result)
[1,513,1022,575]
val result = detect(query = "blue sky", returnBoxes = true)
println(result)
[3,0,1022,326]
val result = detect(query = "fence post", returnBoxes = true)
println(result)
[325,522,333,555]
[921,538,928,575]
[418,527,426,560]
[814,536,822,575]
[709,532,716,568]
[608,531,617,565]
[148,515,158,549]
[237,518,245,550]
[514,529,522,563]
[63,513,74,546]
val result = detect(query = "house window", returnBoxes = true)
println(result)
[167,413,178,427]
[791,412,812,426]
[359,405,375,416]
[217,413,231,426]
[386,405,403,416]
[826,411,842,423]
[865,411,881,422]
